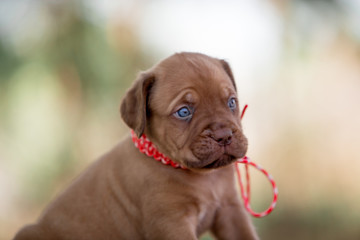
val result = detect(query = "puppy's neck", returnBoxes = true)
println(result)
[131,130,187,170]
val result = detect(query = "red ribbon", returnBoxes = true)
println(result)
[237,104,278,217]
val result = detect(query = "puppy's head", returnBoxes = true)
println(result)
[121,52,247,170]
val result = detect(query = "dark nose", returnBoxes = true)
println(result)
[211,128,233,146]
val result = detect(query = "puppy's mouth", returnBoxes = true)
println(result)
[185,147,241,169]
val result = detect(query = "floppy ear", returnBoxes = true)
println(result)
[220,59,237,91]
[120,72,155,137]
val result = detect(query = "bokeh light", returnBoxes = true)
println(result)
[1,0,360,239]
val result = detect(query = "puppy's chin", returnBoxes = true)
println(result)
[187,154,237,170]
[203,155,238,169]
[183,153,239,170]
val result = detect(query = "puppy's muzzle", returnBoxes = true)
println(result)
[186,122,247,169]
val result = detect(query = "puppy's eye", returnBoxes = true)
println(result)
[174,106,192,120]
[228,97,237,111]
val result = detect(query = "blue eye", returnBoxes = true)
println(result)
[228,97,237,110]
[175,106,192,120]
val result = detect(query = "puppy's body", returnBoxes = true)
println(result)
[15,53,258,240]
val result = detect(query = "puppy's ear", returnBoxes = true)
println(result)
[120,72,155,137]
[220,59,237,91]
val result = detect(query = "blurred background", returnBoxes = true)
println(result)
[1,0,360,239]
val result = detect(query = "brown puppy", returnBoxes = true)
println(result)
[14,52,259,240]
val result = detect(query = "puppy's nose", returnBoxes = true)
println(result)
[211,128,233,146]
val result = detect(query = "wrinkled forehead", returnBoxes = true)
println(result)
[156,53,230,85]
[149,54,236,113]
